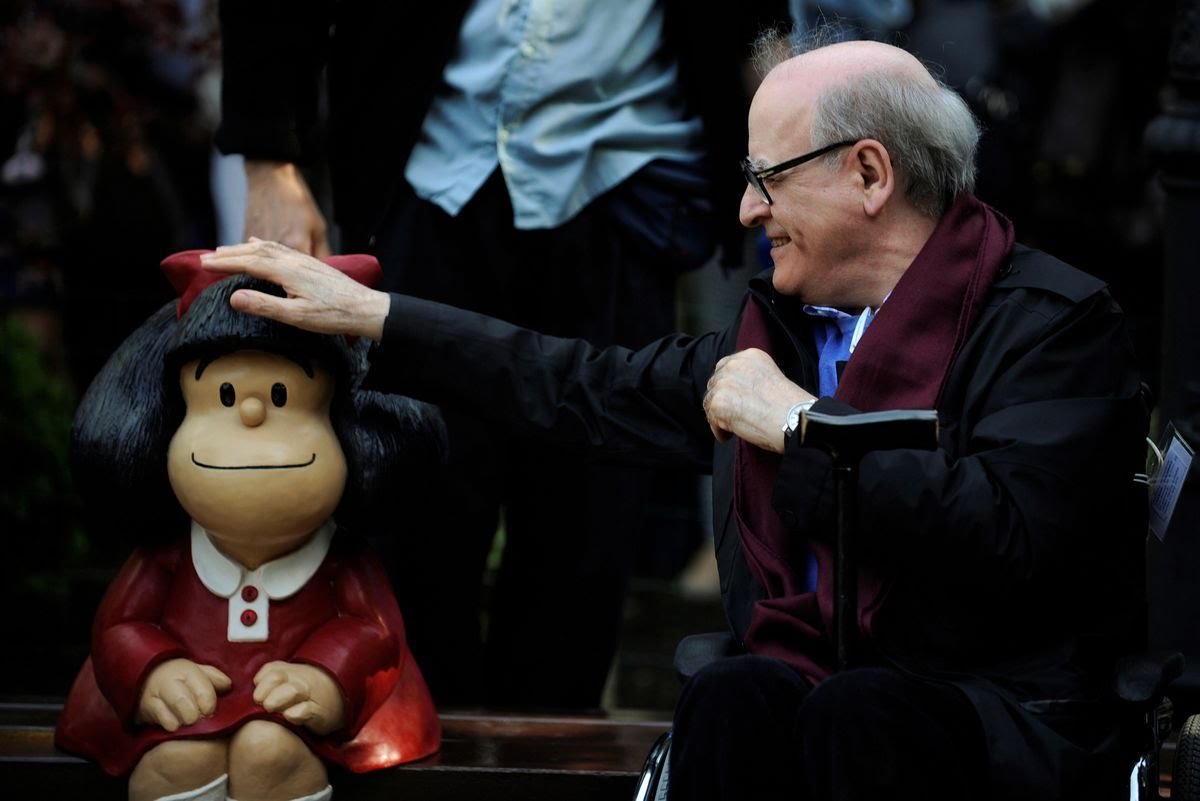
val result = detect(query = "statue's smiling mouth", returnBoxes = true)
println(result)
[191,453,317,470]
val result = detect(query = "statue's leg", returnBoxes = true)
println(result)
[226,720,330,801]
[128,739,229,801]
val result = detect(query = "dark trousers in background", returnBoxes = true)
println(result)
[366,169,689,708]
[668,655,989,801]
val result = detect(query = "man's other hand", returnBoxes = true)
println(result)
[704,348,813,453]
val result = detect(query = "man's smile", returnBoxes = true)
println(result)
[191,453,317,470]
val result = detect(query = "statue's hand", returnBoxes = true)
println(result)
[136,658,232,732]
[253,661,346,736]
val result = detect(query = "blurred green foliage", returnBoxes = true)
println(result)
[0,316,94,695]
[0,317,85,575]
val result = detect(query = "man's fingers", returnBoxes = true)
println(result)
[229,289,346,336]
[200,239,387,340]
[228,288,294,323]
[709,421,732,443]
[202,239,315,280]
[703,384,729,430]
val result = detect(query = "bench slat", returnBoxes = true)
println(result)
[0,704,670,801]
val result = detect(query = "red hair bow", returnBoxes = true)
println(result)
[160,249,383,319]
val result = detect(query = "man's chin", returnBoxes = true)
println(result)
[770,265,803,297]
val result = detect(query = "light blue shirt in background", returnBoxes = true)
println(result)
[405,0,705,230]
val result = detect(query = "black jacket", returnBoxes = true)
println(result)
[367,244,1147,797]
[215,0,788,254]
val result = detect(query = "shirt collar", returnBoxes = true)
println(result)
[801,303,858,321]
[802,304,877,355]
[190,519,335,600]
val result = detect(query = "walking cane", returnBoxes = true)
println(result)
[799,409,940,672]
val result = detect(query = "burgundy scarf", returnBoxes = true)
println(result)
[732,194,1014,683]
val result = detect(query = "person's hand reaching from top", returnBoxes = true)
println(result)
[243,160,331,258]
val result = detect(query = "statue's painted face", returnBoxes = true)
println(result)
[167,350,347,558]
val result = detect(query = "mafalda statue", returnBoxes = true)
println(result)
[56,251,442,801]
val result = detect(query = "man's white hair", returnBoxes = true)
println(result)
[753,28,981,217]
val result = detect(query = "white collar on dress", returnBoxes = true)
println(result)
[190,519,335,600]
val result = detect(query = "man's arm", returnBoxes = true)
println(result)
[214,1,333,253]
[201,240,723,468]
[243,161,330,256]
[366,292,723,468]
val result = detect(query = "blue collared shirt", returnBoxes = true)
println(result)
[405,0,705,229]
[797,303,876,591]
[803,303,877,397]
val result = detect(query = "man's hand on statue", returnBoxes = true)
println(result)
[253,661,346,736]
[201,239,391,341]
[243,160,331,257]
[703,348,814,454]
[136,658,232,732]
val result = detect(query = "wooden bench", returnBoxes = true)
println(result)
[0,701,669,800]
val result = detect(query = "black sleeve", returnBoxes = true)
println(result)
[365,293,732,469]
[214,0,334,162]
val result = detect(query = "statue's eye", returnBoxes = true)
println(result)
[219,383,236,407]
[271,383,288,407]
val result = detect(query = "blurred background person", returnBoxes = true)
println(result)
[215,0,792,709]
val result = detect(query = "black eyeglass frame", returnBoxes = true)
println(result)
[741,140,857,205]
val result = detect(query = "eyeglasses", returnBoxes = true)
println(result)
[741,141,857,205]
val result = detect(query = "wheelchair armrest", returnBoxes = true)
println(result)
[674,632,743,682]
[1112,650,1185,705]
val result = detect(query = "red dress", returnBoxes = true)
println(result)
[55,522,440,776]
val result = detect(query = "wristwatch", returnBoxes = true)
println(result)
[783,399,817,439]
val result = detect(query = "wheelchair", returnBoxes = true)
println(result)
[632,409,1194,801]
[635,637,1184,801]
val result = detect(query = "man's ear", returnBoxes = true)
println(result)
[851,140,894,217]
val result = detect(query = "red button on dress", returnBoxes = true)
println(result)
[242,586,259,602]
[241,609,258,626]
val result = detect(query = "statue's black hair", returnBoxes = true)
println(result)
[71,274,445,544]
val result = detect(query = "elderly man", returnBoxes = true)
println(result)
[203,38,1146,801]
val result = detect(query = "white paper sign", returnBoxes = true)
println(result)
[1149,426,1194,541]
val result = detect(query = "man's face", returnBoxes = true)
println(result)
[167,349,346,556]
[739,73,858,305]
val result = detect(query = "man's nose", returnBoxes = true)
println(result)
[739,183,769,229]
[239,396,266,427]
